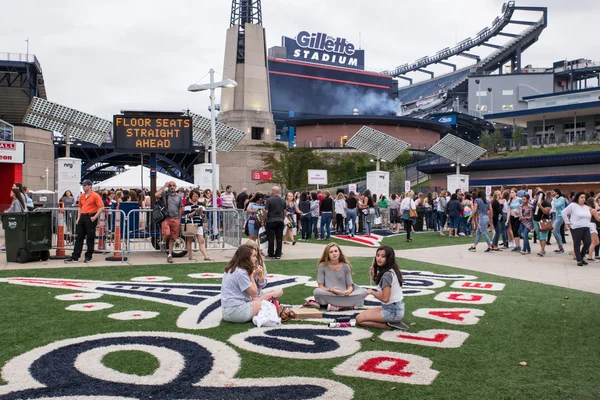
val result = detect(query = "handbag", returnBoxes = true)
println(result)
[285,215,296,229]
[151,194,168,224]
[539,218,553,232]
[244,219,250,236]
[361,208,369,216]
[409,208,418,218]
[258,227,268,250]
[181,221,198,237]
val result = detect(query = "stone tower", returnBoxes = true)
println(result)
[217,0,277,192]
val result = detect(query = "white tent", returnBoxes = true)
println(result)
[93,165,193,190]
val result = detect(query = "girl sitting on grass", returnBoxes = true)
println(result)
[221,243,283,323]
[356,246,408,330]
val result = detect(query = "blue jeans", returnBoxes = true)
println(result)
[492,213,508,247]
[474,215,491,246]
[346,209,357,235]
[519,225,531,252]
[461,217,472,235]
[320,212,332,239]
[438,211,447,231]
[311,216,319,238]
[552,215,564,246]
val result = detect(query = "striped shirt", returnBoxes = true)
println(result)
[221,192,235,208]
[183,201,204,224]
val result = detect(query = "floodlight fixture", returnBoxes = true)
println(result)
[346,126,410,170]
[188,78,238,92]
[428,134,486,174]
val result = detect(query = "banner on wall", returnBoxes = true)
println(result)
[447,174,469,194]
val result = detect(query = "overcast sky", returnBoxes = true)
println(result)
[3,0,598,120]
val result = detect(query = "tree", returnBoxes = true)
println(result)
[512,126,525,150]
[256,143,325,191]
[478,130,493,156]
[491,128,506,154]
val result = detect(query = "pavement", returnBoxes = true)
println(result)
[1,238,599,294]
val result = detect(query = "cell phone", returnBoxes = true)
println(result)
[335,316,351,323]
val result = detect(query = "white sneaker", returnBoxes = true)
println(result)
[459,232,466,237]
[588,258,599,263]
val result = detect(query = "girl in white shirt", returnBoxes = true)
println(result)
[562,192,592,266]
[356,246,408,330]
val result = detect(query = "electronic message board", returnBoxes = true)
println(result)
[113,115,193,153]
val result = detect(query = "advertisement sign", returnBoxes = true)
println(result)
[251,170,273,181]
[308,169,328,185]
[283,31,365,70]
[436,115,457,125]
[56,157,82,200]
[348,184,357,194]
[405,180,411,193]
[0,141,25,164]
[366,171,390,198]
[194,163,220,189]
[485,185,492,198]
[113,115,193,153]
[447,174,469,194]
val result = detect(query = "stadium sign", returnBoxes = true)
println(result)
[113,114,193,153]
[436,115,456,125]
[0,141,24,164]
[284,31,365,70]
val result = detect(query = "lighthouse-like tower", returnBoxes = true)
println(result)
[217,0,276,191]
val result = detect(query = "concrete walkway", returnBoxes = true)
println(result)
[1,241,599,294]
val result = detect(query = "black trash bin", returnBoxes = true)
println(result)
[1,212,52,263]
[414,206,426,232]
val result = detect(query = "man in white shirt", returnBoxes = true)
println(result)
[221,185,235,209]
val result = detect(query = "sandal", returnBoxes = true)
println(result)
[188,258,198,262]
[203,257,215,261]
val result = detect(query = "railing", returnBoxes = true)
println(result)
[0,52,41,71]
[0,207,244,264]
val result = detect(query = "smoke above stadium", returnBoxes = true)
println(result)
[324,83,401,116]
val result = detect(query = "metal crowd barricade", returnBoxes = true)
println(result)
[36,207,127,263]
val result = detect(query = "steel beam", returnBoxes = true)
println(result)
[509,20,536,26]
[416,68,434,78]
[497,31,519,38]
[458,52,481,61]
[481,42,503,49]
[438,61,457,71]
[397,76,413,84]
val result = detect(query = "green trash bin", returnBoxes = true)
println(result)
[1,212,52,263]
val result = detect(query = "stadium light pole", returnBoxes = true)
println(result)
[188,69,238,237]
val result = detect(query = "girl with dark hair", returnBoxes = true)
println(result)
[356,246,407,330]
[562,192,592,266]
[346,191,358,237]
[221,244,280,323]
[319,190,334,240]
[445,193,463,237]
[468,190,494,252]
[184,189,213,262]
[310,192,320,239]
[508,188,523,252]
[551,188,567,253]
[360,189,375,236]
[298,192,312,240]
[7,188,26,212]
[245,192,265,242]
[313,243,367,310]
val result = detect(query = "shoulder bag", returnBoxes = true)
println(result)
[151,194,168,224]
[538,215,553,232]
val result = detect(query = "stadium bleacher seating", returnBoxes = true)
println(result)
[396,69,471,105]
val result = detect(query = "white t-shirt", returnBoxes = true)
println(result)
[400,198,416,212]
[562,203,591,230]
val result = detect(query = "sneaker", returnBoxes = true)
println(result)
[468,247,476,252]
[588,258,599,263]
[459,233,466,237]
[275,256,281,260]
[484,248,493,253]
[84,258,92,263]
[511,247,520,252]
[520,251,526,255]
[327,304,341,312]
[167,255,173,264]
[554,248,564,254]
[537,251,546,257]
[582,259,589,265]
[577,262,584,267]
[387,321,409,331]
[64,258,78,264]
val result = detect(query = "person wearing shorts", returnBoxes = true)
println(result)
[155,181,183,264]
[356,246,408,330]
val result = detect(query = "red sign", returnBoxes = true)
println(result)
[252,170,273,181]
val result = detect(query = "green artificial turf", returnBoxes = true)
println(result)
[102,350,160,376]
[1,258,599,399]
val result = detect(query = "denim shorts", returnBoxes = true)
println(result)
[222,302,253,323]
[247,220,259,235]
[380,301,405,323]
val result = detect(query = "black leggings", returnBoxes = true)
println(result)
[336,214,344,233]
[509,216,520,238]
[571,227,591,262]
[404,219,413,240]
